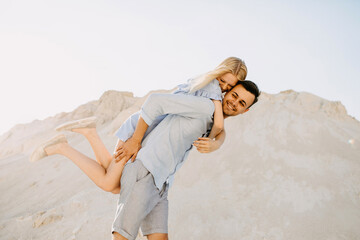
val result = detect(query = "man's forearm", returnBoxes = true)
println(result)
[114,116,149,162]
[141,93,215,126]
[131,116,149,143]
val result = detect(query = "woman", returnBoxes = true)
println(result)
[30,57,248,194]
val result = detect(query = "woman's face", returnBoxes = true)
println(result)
[217,73,239,92]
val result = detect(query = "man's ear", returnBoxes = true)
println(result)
[244,108,250,113]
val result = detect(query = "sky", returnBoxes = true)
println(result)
[0,0,359,135]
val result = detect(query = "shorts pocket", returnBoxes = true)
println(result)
[136,161,150,183]
[120,163,135,188]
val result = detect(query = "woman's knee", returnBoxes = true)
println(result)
[98,180,118,192]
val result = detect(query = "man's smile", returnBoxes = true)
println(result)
[226,101,236,111]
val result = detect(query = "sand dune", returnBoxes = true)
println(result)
[0,89,359,240]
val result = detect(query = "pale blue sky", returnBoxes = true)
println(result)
[0,0,359,135]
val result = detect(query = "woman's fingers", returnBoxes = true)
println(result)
[197,147,209,152]
[195,138,217,153]
[194,144,209,150]
[193,141,208,146]
[195,145,210,152]
[195,142,209,148]
[197,148,209,153]
[197,137,210,141]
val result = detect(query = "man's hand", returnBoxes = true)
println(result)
[193,137,220,153]
[114,137,141,163]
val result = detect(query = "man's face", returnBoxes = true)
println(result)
[222,84,255,117]
[217,73,238,93]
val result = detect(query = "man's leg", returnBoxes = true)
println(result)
[141,183,169,240]
[112,231,169,240]
[147,233,168,240]
[112,160,165,240]
[112,232,128,240]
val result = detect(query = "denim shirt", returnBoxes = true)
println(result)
[115,79,221,190]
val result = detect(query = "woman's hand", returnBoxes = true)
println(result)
[193,137,220,153]
[114,137,141,163]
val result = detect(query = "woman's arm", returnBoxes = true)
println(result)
[208,100,224,139]
[140,93,214,125]
[193,129,226,153]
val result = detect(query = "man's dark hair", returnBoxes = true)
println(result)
[237,80,260,108]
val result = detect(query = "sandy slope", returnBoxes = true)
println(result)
[0,89,359,240]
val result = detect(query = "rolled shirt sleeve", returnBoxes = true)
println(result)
[115,111,140,142]
[140,93,215,126]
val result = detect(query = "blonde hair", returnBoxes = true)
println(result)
[189,57,248,93]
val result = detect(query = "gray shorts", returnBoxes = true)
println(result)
[112,160,169,240]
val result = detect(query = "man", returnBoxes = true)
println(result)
[112,80,260,240]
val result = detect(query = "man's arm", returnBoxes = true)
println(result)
[114,111,167,162]
[115,93,215,162]
[115,117,149,162]
[114,111,167,144]
[140,93,215,126]
[115,116,149,162]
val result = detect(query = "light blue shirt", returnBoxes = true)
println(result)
[115,79,221,190]
[173,78,222,101]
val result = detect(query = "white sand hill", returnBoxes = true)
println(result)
[0,89,359,240]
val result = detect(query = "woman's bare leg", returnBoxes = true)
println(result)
[45,141,125,192]
[71,128,114,169]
